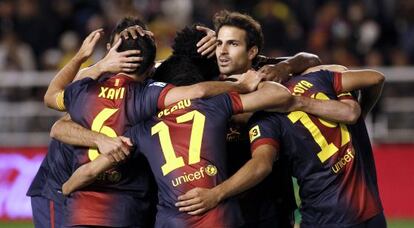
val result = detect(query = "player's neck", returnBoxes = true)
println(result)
[117,72,146,82]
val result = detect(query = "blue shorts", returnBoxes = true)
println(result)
[31,196,64,228]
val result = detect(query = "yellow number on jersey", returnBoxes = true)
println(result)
[88,108,119,161]
[288,92,351,163]
[151,110,206,176]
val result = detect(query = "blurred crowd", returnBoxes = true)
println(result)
[0,0,413,72]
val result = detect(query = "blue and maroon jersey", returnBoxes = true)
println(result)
[27,139,74,205]
[61,73,172,227]
[225,120,296,225]
[126,93,244,228]
[248,70,383,226]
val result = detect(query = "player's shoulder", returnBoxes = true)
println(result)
[145,79,168,88]
[249,111,284,126]
[300,69,335,80]
[198,93,234,107]
[66,76,95,90]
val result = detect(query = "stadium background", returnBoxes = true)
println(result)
[0,0,413,227]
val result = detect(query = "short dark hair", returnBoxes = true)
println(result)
[213,10,264,54]
[110,17,156,76]
[109,17,147,45]
[153,25,221,85]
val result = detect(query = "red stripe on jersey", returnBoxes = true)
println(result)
[251,138,280,154]
[228,92,243,114]
[333,72,343,94]
[157,84,175,109]
[49,200,55,228]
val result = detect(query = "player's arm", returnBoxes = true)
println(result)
[62,155,115,195]
[300,65,384,118]
[44,29,103,110]
[163,70,262,107]
[258,52,321,83]
[296,97,361,124]
[340,70,385,118]
[239,73,360,124]
[50,115,131,162]
[176,144,277,215]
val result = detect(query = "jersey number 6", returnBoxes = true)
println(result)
[88,108,119,161]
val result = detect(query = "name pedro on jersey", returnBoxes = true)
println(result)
[158,99,191,118]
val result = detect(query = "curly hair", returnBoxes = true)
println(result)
[154,24,219,85]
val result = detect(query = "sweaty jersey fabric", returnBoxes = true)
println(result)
[126,93,244,228]
[61,74,171,227]
[248,70,383,226]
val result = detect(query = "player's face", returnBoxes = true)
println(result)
[216,26,255,76]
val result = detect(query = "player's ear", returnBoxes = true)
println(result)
[248,46,258,61]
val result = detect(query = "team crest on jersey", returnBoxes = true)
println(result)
[149,81,167,87]
[205,165,218,176]
[249,125,261,142]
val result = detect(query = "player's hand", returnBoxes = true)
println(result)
[196,26,217,58]
[96,38,142,74]
[258,63,291,83]
[120,25,154,40]
[75,28,104,62]
[94,135,133,163]
[230,70,263,93]
[175,187,220,215]
[62,182,70,196]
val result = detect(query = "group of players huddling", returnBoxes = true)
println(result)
[27,10,386,228]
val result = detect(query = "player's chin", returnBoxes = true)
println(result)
[219,66,235,76]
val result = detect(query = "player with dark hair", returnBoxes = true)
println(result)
[245,68,386,228]
[26,28,139,228]
[211,10,319,227]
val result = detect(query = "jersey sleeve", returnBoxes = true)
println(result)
[331,72,355,100]
[157,84,175,109]
[63,78,94,113]
[228,92,243,114]
[206,93,243,118]
[132,80,173,123]
[247,112,281,154]
[317,70,355,101]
